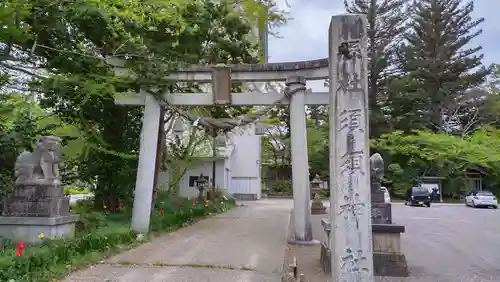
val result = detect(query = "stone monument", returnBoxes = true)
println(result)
[370,153,409,277]
[370,153,391,224]
[310,175,326,215]
[0,136,79,243]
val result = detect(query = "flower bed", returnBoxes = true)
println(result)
[0,197,236,282]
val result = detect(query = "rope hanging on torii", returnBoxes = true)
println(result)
[154,83,307,131]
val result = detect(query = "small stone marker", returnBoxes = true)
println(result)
[370,153,392,224]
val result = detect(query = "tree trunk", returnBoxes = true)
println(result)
[151,107,165,210]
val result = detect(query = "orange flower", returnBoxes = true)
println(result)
[159,210,164,215]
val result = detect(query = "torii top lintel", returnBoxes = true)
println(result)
[105,56,329,82]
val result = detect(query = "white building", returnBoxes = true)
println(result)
[158,125,262,200]
[156,2,268,199]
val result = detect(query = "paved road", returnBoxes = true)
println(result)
[379,203,500,282]
[61,200,292,282]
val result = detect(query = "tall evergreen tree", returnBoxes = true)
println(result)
[344,0,409,138]
[398,0,489,132]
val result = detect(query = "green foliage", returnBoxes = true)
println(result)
[0,198,236,282]
[269,180,292,194]
[373,128,500,196]
[397,0,489,132]
[0,227,137,282]
[64,186,89,195]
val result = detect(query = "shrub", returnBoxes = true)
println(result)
[270,180,292,194]
[64,186,89,195]
[318,189,330,198]
[214,187,225,199]
[0,227,137,282]
[0,198,236,282]
[76,212,109,231]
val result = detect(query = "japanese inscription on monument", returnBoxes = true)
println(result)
[329,14,373,281]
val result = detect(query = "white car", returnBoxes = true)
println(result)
[381,186,391,203]
[68,193,94,206]
[465,190,498,209]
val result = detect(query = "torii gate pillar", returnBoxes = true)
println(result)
[131,94,161,233]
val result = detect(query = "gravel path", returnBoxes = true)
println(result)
[303,202,500,282]
[61,200,292,282]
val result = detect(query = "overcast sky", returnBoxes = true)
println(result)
[268,0,499,68]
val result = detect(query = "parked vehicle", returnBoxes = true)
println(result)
[465,190,498,209]
[405,186,431,207]
[68,193,94,206]
[381,186,391,203]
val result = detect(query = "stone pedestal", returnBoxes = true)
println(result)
[372,224,409,277]
[319,218,331,273]
[319,221,409,277]
[320,242,331,273]
[0,183,79,243]
[311,198,326,215]
[0,215,79,242]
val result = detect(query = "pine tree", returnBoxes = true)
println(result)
[399,0,490,132]
[344,0,409,138]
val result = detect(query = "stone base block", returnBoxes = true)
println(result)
[320,242,331,273]
[372,224,409,277]
[311,201,326,215]
[0,215,79,243]
[11,183,64,198]
[4,196,70,217]
[373,253,409,277]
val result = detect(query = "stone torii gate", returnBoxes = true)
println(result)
[107,52,330,244]
[108,13,375,281]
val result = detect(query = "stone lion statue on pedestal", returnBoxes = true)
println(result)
[14,136,62,185]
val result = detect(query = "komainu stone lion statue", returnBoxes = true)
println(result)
[14,136,62,185]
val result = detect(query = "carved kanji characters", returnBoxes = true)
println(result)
[337,194,366,220]
[340,248,370,273]
[339,108,362,132]
[340,150,364,175]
